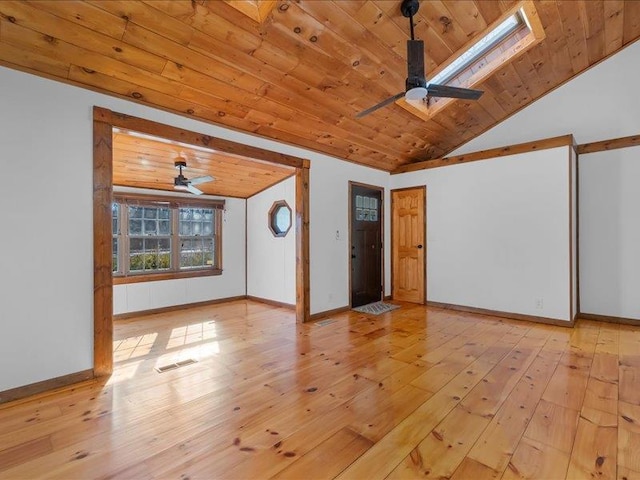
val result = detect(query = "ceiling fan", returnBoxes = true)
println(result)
[173,156,214,195]
[356,0,483,118]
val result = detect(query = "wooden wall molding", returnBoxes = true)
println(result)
[295,165,311,323]
[246,295,295,310]
[113,295,248,320]
[94,116,114,378]
[427,301,575,328]
[113,268,222,285]
[392,134,575,174]
[577,133,640,155]
[577,312,640,326]
[93,107,304,169]
[309,305,351,321]
[0,369,95,405]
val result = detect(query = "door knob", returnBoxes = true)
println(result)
[417,244,423,249]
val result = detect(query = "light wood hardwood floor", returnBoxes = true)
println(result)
[0,300,637,479]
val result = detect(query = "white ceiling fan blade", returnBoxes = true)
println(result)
[186,183,203,195]
[189,175,214,185]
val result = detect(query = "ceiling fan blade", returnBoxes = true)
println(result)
[407,39,425,81]
[189,175,214,185]
[186,183,204,195]
[426,83,484,100]
[356,92,405,118]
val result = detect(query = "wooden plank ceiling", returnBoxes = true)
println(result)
[112,129,294,198]
[1,1,639,174]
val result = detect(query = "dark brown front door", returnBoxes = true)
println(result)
[350,183,383,307]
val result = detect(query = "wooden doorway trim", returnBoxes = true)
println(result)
[348,181,385,307]
[296,165,310,323]
[93,107,311,377]
[391,186,426,304]
[93,114,114,377]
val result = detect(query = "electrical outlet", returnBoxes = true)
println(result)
[534,298,544,310]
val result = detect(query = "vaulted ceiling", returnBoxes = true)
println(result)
[1,1,639,173]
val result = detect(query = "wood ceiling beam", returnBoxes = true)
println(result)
[94,106,305,169]
[392,134,575,174]
[577,134,640,155]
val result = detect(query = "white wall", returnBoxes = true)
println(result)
[0,72,94,392]
[450,40,640,156]
[580,146,640,320]
[112,188,246,315]
[310,159,391,314]
[0,65,391,391]
[391,146,573,321]
[247,176,296,305]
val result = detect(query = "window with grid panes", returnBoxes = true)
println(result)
[179,207,216,269]
[112,194,223,282]
[128,205,172,272]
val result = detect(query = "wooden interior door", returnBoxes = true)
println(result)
[392,187,426,304]
[350,184,383,307]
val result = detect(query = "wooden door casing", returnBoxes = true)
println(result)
[350,183,383,308]
[392,187,426,304]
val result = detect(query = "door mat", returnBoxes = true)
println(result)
[352,301,400,315]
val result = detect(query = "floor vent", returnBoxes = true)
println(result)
[315,319,336,327]
[155,358,197,373]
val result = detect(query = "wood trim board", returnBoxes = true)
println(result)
[392,134,575,174]
[93,116,114,378]
[0,369,95,405]
[427,301,575,328]
[113,295,248,320]
[246,295,295,310]
[295,165,311,323]
[577,133,640,154]
[576,312,640,326]
[113,268,223,285]
[309,305,351,322]
[94,107,304,169]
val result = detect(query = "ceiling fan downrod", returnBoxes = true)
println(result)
[401,0,420,40]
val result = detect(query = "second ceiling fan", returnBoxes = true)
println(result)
[173,156,214,195]
[357,0,483,118]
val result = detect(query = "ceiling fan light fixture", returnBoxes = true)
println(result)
[174,183,190,192]
[355,0,484,118]
[405,86,428,101]
[171,158,212,195]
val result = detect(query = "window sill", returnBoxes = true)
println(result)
[113,268,222,285]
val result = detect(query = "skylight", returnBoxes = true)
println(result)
[396,1,545,121]
[430,11,525,87]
